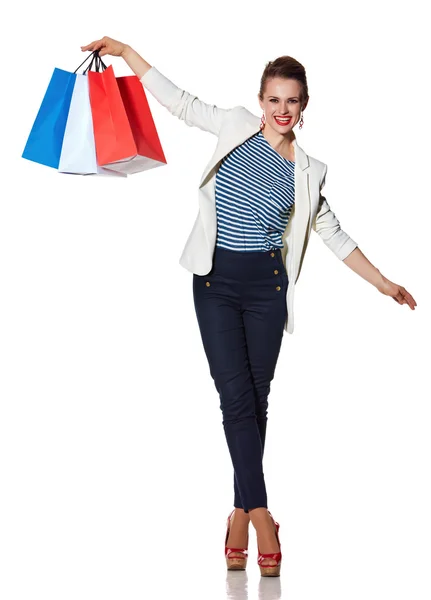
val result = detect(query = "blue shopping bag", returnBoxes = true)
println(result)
[22,68,77,169]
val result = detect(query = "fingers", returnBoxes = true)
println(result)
[81,39,103,52]
[397,293,407,306]
[406,292,417,309]
[395,287,417,310]
[405,293,417,310]
[399,287,417,310]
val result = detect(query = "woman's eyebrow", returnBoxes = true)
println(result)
[268,95,299,100]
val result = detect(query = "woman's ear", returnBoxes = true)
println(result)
[257,94,264,111]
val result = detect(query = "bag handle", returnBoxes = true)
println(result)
[90,52,108,73]
[74,51,108,74]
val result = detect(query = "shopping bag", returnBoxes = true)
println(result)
[58,73,125,177]
[88,65,138,167]
[22,68,77,168]
[105,75,167,175]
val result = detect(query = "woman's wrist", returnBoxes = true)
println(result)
[343,247,387,288]
[121,44,132,59]
[120,45,152,79]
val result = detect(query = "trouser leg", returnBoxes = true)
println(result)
[193,273,268,513]
[233,252,288,509]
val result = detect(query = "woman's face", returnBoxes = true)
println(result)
[258,77,306,134]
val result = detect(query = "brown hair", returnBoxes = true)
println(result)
[258,56,309,108]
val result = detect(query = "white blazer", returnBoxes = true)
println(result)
[140,66,358,334]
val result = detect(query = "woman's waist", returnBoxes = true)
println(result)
[209,246,287,281]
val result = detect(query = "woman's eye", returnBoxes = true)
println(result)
[269,99,298,103]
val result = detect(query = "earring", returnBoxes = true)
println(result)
[299,111,304,130]
[260,111,266,130]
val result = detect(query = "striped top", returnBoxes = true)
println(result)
[214,130,295,252]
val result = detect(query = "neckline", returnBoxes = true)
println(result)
[258,130,295,164]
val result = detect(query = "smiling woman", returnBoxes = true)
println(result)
[78,36,418,580]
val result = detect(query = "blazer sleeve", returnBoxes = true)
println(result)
[140,66,233,136]
[312,163,359,260]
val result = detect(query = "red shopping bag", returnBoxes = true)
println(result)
[109,75,167,175]
[88,65,137,166]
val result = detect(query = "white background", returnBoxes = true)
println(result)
[1,1,430,599]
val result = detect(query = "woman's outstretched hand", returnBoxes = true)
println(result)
[81,36,127,58]
[376,276,417,309]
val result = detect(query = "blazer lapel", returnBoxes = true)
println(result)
[198,115,263,189]
[291,139,312,283]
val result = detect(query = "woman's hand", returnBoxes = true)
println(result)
[81,36,128,58]
[376,275,417,309]
[81,39,151,79]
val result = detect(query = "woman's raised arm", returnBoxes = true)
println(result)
[81,36,233,136]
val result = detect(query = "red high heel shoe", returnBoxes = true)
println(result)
[257,510,282,577]
[225,508,249,570]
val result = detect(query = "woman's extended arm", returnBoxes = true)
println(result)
[342,248,417,309]
[342,247,383,287]
[312,164,417,310]
[81,36,233,135]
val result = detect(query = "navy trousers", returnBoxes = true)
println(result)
[192,246,288,513]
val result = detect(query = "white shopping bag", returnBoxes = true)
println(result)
[58,74,126,177]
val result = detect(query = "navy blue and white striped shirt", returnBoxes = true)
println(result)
[214,130,295,252]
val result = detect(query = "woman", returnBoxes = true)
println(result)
[81,37,417,577]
